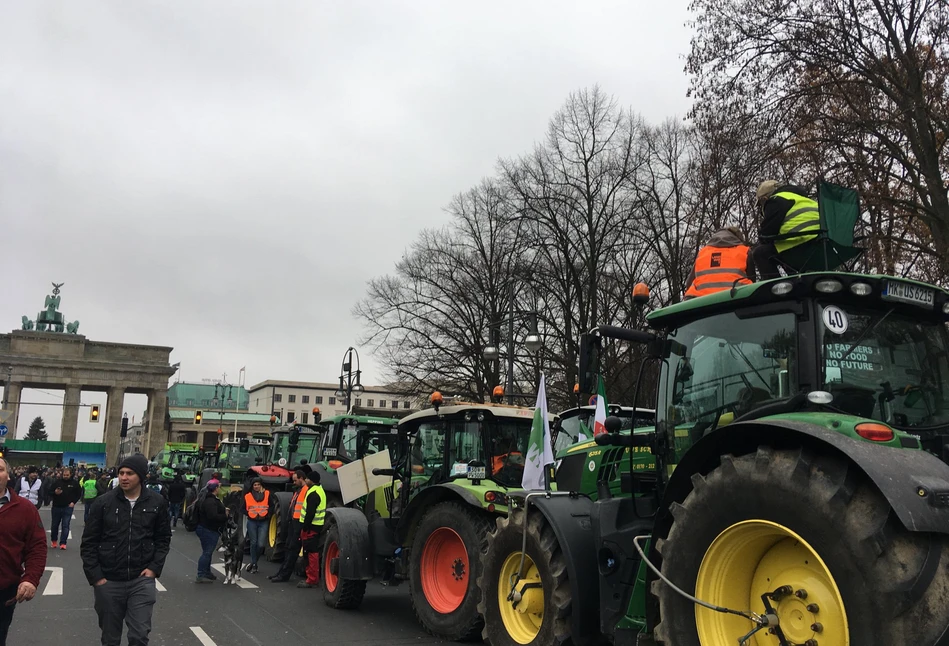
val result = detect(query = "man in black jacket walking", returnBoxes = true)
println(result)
[49,468,81,550]
[80,455,171,646]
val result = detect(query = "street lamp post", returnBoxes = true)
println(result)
[335,347,365,414]
[483,284,543,404]
[213,381,233,445]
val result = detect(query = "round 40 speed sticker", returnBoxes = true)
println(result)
[822,305,849,335]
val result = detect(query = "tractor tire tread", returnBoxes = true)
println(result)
[410,501,496,641]
[478,508,573,646]
[654,446,949,646]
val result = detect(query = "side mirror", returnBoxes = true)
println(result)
[578,333,601,393]
[604,416,622,433]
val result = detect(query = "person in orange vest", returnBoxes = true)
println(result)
[684,227,757,299]
[269,468,308,583]
[242,478,276,575]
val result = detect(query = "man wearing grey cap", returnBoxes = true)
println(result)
[752,180,821,279]
[81,454,171,646]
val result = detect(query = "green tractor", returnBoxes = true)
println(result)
[151,442,201,485]
[321,395,548,641]
[196,435,272,491]
[554,405,657,501]
[480,271,949,646]
[309,413,403,508]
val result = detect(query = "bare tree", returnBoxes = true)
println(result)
[687,0,949,270]
[354,180,528,401]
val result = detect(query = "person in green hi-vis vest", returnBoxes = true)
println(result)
[81,469,99,523]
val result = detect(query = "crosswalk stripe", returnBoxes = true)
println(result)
[43,567,63,595]
[190,627,218,646]
[210,563,258,589]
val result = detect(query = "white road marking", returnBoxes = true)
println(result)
[211,563,258,589]
[155,579,166,592]
[190,626,218,646]
[43,567,63,595]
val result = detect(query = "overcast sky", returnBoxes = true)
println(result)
[2,1,693,442]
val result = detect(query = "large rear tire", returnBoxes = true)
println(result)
[654,446,949,646]
[266,491,293,563]
[478,508,572,646]
[321,522,367,609]
[409,501,496,641]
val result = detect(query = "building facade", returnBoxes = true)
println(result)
[165,381,274,452]
[117,422,146,459]
[246,380,421,423]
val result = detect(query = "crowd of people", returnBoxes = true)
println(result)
[1,455,327,646]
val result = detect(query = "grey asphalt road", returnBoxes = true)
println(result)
[9,504,450,645]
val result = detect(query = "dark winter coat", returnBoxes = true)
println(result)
[49,478,82,508]
[80,486,172,584]
[197,493,227,532]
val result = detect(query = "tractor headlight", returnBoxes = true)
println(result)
[771,281,793,296]
[850,282,872,296]
[815,279,843,293]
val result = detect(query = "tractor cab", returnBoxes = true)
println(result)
[648,272,949,468]
[310,413,402,507]
[553,404,656,454]
[247,423,325,490]
[400,400,539,494]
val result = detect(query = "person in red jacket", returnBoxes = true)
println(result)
[0,456,48,645]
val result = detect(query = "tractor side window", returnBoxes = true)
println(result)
[660,311,798,431]
[413,423,445,476]
[490,420,531,487]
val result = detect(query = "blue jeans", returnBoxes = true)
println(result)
[195,525,219,578]
[84,498,95,523]
[50,506,73,544]
[169,502,182,526]
[246,518,268,566]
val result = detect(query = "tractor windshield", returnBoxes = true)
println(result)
[658,311,798,443]
[408,414,533,487]
[335,422,395,460]
[270,433,319,464]
[818,304,949,428]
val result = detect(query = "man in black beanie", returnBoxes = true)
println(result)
[81,454,171,646]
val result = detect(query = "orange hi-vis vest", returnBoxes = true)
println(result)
[245,490,271,520]
[685,245,752,298]
[292,484,309,520]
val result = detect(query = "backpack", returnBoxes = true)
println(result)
[182,490,206,532]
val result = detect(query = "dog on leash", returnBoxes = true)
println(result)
[221,490,245,585]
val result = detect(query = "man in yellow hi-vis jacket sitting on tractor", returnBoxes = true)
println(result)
[752,179,821,279]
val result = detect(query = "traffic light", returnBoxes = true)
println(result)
[90,405,100,423]
[194,410,203,425]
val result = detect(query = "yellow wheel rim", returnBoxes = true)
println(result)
[268,513,278,548]
[497,552,544,645]
[695,520,848,646]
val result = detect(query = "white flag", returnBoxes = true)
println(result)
[522,373,555,491]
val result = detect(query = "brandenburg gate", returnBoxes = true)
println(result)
[1,284,177,465]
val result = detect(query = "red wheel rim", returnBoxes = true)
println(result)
[420,527,469,613]
[324,541,339,592]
